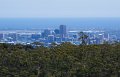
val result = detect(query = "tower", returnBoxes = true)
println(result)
[59,25,67,38]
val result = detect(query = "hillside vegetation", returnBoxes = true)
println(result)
[0,43,120,77]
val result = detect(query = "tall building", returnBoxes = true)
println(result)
[54,29,60,35]
[98,33,104,44]
[0,33,4,40]
[43,29,51,38]
[48,35,54,43]
[59,25,67,38]
[31,34,40,40]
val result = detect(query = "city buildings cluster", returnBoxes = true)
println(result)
[0,25,119,46]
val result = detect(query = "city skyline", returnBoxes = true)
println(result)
[0,25,118,46]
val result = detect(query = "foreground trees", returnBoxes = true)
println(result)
[0,43,120,77]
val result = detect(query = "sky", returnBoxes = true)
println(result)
[0,0,120,18]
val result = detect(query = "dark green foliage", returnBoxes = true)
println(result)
[78,32,88,45]
[0,43,120,77]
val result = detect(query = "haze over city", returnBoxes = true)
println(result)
[0,0,120,45]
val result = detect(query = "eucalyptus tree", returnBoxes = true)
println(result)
[78,32,88,45]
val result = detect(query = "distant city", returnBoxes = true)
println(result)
[0,25,119,47]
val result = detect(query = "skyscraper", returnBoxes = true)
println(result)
[43,29,51,37]
[0,33,3,40]
[59,25,67,38]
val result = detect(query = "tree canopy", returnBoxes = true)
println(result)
[0,43,120,77]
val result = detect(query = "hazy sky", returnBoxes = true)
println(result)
[0,0,120,18]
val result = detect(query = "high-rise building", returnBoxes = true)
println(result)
[48,35,54,43]
[42,29,51,38]
[31,34,40,40]
[98,33,104,44]
[0,33,4,40]
[59,25,67,38]
[54,29,60,35]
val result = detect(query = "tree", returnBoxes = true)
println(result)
[50,42,58,48]
[78,32,88,45]
[0,42,120,77]
[32,42,44,47]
